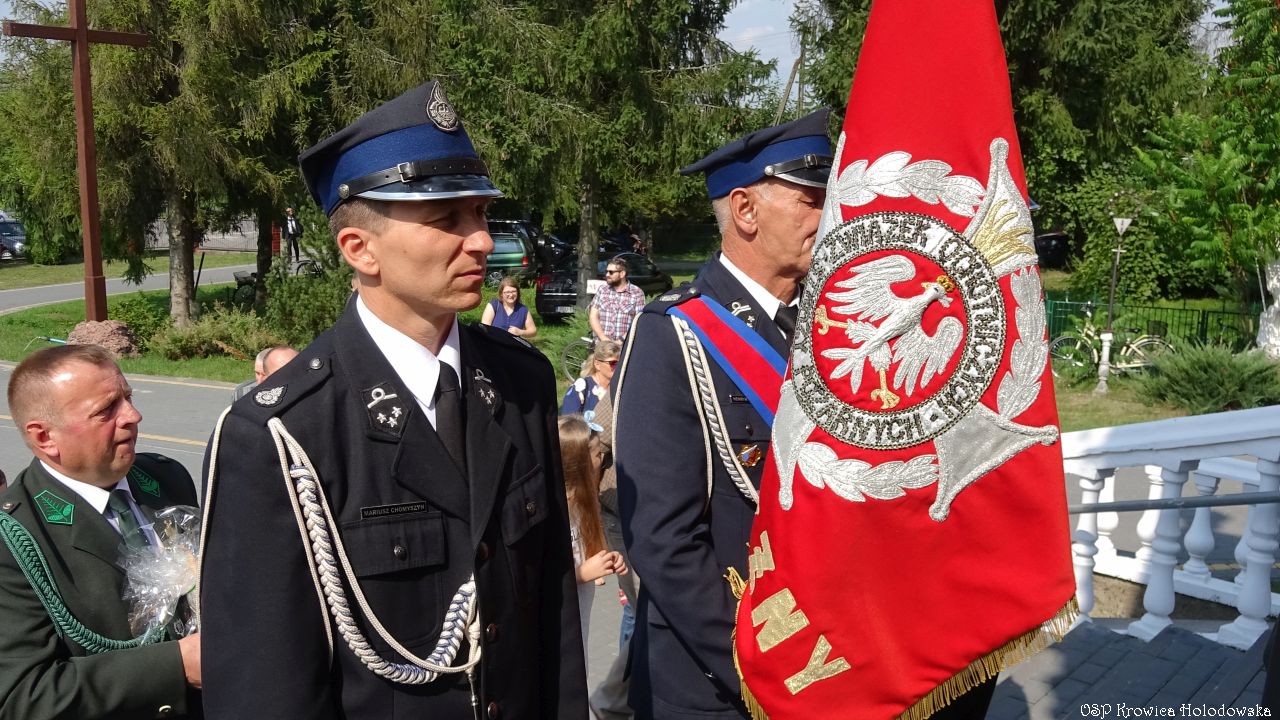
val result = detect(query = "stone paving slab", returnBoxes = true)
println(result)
[990,623,1274,720]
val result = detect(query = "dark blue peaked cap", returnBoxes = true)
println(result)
[680,109,833,199]
[299,81,503,215]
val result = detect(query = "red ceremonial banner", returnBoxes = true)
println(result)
[732,1,1078,718]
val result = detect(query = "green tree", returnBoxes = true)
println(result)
[795,0,1208,269]
[1133,0,1280,306]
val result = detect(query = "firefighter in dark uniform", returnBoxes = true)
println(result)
[199,81,586,720]
[613,111,833,718]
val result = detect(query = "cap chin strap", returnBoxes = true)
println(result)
[338,157,491,200]
[763,153,833,190]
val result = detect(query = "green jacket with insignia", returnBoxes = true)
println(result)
[0,454,200,720]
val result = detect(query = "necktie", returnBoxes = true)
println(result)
[107,489,150,551]
[775,304,799,346]
[435,364,467,474]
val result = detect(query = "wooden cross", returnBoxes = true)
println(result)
[4,0,147,322]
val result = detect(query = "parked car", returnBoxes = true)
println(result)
[484,232,538,286]
[534,252,673,321]
[489,219,556,273]
[0,217,27,260]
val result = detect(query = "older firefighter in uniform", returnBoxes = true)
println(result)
[199,81,586,720]
[614,111,832,718]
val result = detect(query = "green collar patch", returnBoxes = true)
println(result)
[129,467,161,498]
[34,490,74,525]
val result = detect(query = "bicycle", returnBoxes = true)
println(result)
[1049,302,1174,378]
[294,258,323,278]
[560,336,596,382]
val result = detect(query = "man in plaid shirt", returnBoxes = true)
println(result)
[589,258,646,342]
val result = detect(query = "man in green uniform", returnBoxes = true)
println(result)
[0,344,201,719]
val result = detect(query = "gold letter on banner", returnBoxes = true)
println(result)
[752,588,809,652]
[748,532,775,592]
[784,635,852,695]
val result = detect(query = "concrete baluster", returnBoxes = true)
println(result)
[1129,466,1189,641]
[1096,473,1119,562]
[1217,458,1280,649]
[1134,465,1166,577]
[1233,476,1259,588]
[1182,469,1219,580]
[1072,472,1104,621]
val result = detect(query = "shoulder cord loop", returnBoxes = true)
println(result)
[669,316,760,508]
[198,406,480,686]
[0,511,165,654]
[267,417,481,685]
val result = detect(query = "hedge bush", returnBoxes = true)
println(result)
[1136,342,1280,415]
[149,303,285,361]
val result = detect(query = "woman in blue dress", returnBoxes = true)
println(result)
[481,276,538,339]
[562,339,620,417]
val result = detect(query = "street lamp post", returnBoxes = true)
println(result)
[1095,215,1132,394]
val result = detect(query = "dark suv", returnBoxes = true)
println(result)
[0,217,27,260]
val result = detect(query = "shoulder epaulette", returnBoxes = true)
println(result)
[643,282,701,315]
[234,346,334,424]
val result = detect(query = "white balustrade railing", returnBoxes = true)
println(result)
[1064,404,1280,650]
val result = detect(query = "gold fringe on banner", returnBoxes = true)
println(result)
[733,597,1079,720]
[899,598,1080,720]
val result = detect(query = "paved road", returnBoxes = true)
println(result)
[0,262,256,315]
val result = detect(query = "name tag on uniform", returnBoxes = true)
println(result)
[360,502,429,519]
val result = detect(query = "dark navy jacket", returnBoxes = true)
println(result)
[615,256,789,719]
[201,300,585,720]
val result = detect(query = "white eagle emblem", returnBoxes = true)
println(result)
[818,255,964,410]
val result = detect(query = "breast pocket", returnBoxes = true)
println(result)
[339,512,448,646]
[500,465,548,605]
[716,398,768,493]
[718,396,762,444]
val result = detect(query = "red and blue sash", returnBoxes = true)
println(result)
[668,297,787,426]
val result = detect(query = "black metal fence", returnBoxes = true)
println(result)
[1044,298,1260,349]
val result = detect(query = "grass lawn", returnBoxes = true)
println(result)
[0,284,251,383]
[1053,377,1184,432]
[0,251,256,291]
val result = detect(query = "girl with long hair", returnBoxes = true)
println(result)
[557,414,627,656]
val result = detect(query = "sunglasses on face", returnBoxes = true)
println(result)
[598,358,619,367]
[605,269,622,275]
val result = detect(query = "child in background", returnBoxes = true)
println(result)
[557,415,627,657]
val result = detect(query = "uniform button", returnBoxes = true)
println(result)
[485,623,498,642]
[477,542,491,563]
[393,545,407,560]
[157,705,174,717]
[745,423,754,437]
[487,701,501,719]
[1,502,13,512]
[524,500,537,517]
[309,358,322,370]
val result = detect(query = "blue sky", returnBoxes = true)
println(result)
[719,0,802,79]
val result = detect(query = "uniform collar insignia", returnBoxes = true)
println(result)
[254,386,285,407]
[363,383,406,437]
[129,467,162,497]
[472,368,500,411]
[729,299,757,328]
[34,489,74,525]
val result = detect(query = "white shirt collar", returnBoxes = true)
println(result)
[39,461,129,516]
[355,295,462,428]
[718,254,796,321]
